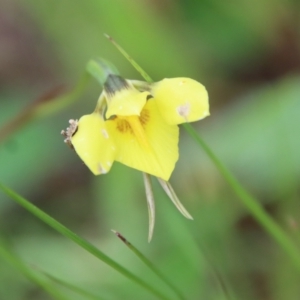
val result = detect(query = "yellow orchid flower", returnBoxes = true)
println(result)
[62,74,209,241]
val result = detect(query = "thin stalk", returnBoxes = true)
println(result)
[0,182,172,300]
[112,231,186,300]
[105,34,153,83]
[0,238,70,300]
[40,270,103,300]
[183,123,300,271]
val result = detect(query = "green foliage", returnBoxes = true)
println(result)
[0,1,300,299]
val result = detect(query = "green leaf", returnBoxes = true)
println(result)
[183,123,300,273]
[112,230,186,300]
[0,182,172,300]
[0,238,70,300]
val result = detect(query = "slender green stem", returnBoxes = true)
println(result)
[183,123,300,271]
[105,34,153,83]
[112,231,186,300]
[0,182,172,300]
[0,238,70,300]
[40,270,103,300]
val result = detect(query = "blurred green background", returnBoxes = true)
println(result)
[0,0,300,299]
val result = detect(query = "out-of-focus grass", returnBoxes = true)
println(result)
[0,0,300,299]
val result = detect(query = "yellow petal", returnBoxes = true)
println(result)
[71,113,116,175]
[105,88,149,119]
[151,78,209,125]
[106,99,179,180]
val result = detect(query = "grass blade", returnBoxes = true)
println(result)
[112,231,186,300]
[39,270,104,300]
[183,123,300,272]
[0,182,172,300]
[0,237,70,300]
[105,34,153,83]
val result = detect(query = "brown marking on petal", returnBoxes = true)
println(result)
[116,118,133,134]
[139,108,150,127]
[110,105,150,136]
[111,107,151,150]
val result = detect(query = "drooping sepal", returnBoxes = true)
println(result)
[157,178,193,220]
[143,173,155,242]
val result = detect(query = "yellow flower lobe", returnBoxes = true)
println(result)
[151,77,209,125]
[71,113,116,175]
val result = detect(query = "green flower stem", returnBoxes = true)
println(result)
[183,123,300,271]
[0,238,70,300]
[40,270,103,300]
[112,231,185,300]
[0,182,172,300]
[105,34,153,83]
